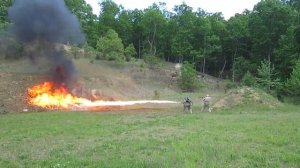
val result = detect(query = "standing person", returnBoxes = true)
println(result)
[183,96,193,113]
[202,94,212,112]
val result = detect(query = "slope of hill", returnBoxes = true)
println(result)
[0,58,182,112]
[0,57,283,113]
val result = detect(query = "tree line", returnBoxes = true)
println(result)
[1,0,300,98]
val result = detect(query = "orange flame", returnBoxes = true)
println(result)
[27,81,178,110]
[27,81,83,109]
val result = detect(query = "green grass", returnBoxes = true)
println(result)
[0,106,299,167]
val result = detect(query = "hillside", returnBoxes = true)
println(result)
[0,58,184,112]
[0,56,284,113]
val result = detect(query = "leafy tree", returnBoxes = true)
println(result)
[171,3,195,63]
[2,0,299,94]
[130,9,144,59]
[256,60,281,91]
[274,26,299,79]
[0,0,12,22]
[124,43,136,61]
[179,61,199,91]
[226,12,250,82]
[140,4,167,56]
[284,0,300,11]
[286,60,300,96]
[116,9,133,47]
[249,0,294,65]
[0,0,13,30]
[206,13,227,76]
[96,29,125,62]
[193,13,226,75]
[98,0,120,35]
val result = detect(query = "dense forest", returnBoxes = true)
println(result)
[0,0,300,98]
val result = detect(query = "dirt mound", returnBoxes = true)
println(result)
[213,87,281,109]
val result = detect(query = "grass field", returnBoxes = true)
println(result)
[0,106,299,168]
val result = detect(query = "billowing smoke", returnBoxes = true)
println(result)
[8,0,85,88]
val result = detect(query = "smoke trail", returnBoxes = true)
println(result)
[8,0,85,87]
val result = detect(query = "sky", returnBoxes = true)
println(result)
[85,0,261,20]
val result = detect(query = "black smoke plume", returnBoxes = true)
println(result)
[8,0,85,88]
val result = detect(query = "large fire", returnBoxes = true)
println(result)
[27,81,178,110]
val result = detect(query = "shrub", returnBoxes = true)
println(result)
[179,61,199,91]
[83,43,99,59]
[124,43,137,62]
[143,54,164,68]
[224,80,237,93]
[241,71,257,87]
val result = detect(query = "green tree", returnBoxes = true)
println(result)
[286,60,300,96]
[116,9,133,47]
[284,0,300,11]
[96,29,125,62]
[179,61,199,91]
[256,60,281,91]
[130,9,144,59]
[226,12,250,82]
[124,43,136,61]
[0,0,12,22]
[98,0,120,35]
[249,0,294,65]
[140,4,167,56]
[171,3,195,63]
[0,0,12,30]
[274,26,299,79]
[193,13,226,75]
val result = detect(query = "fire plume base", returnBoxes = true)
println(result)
[26,81,178,112]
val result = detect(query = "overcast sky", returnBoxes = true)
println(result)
[85,0,261,19]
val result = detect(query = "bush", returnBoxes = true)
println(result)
[124,43,137,62]
[179,61,199,91]
[241,71,257,87]
[224,80,237,93]
[143,54,164,68]
[83,43,99,59]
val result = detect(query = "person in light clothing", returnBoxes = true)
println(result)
[202,94,212,112]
